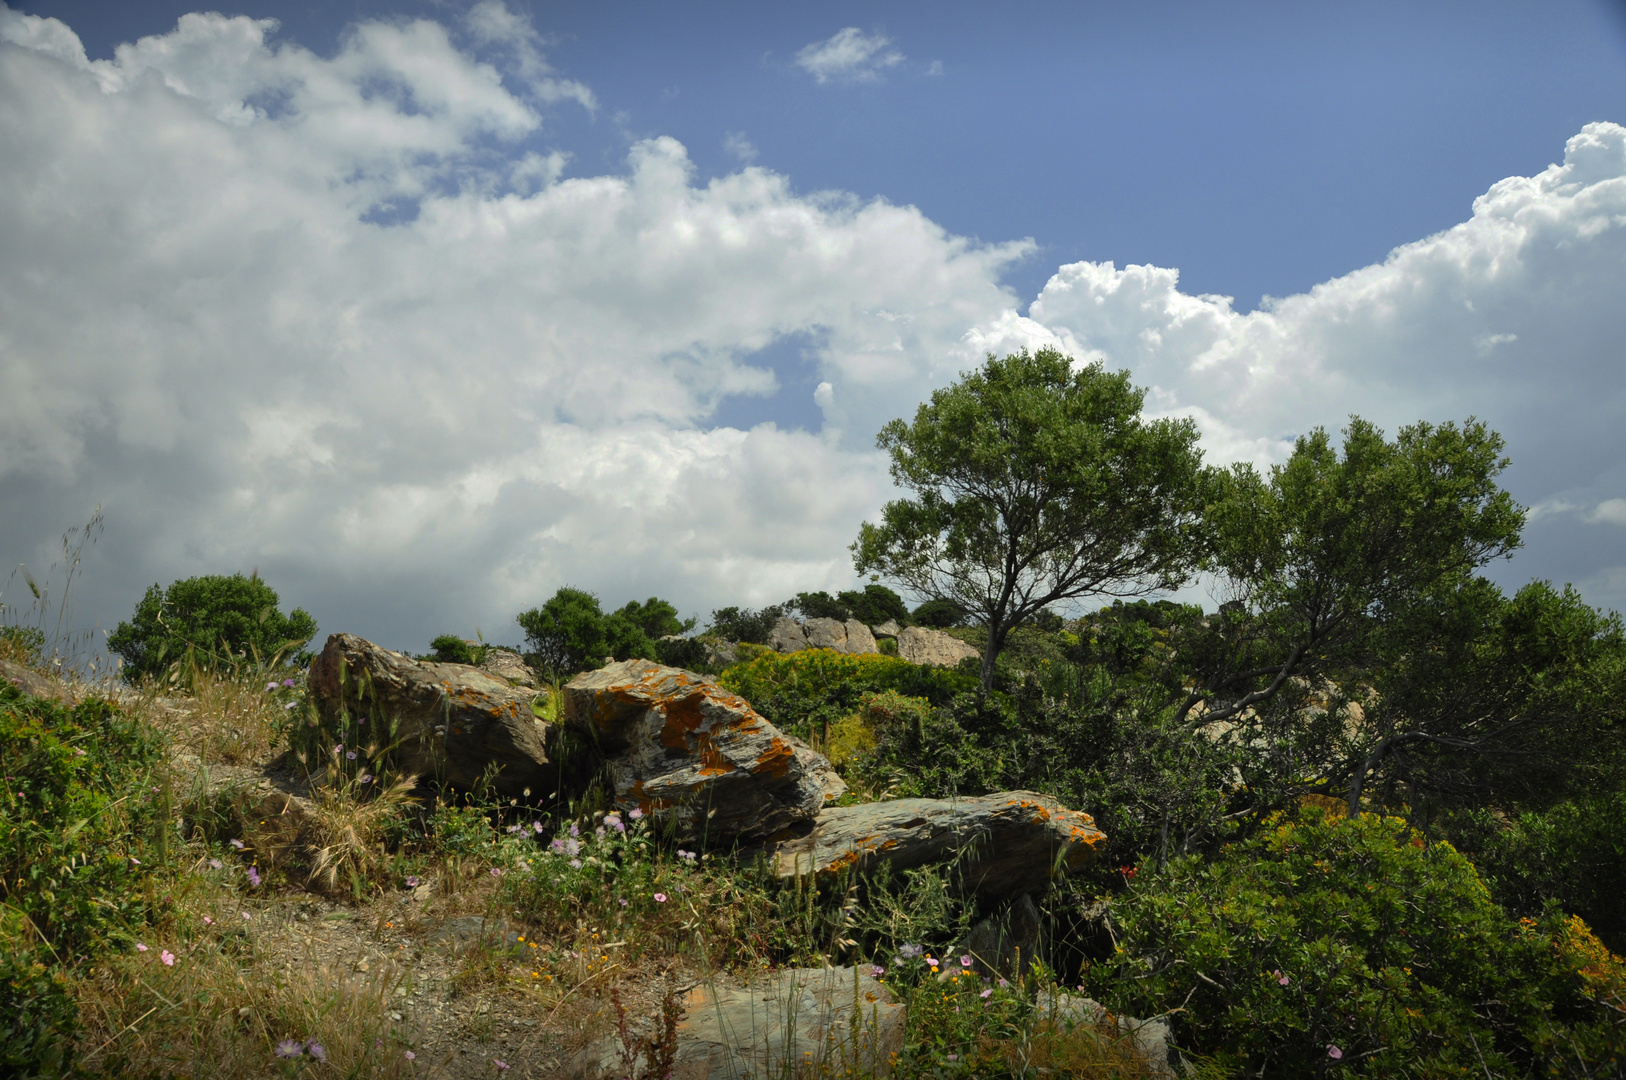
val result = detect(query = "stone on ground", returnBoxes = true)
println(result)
[307,633,551,798]
[562,659,845,842]
[479,648,537,687]
[568,966,905,1080]
[768,617,881,656]
[895,626,981,667]
[764,791,1105,903]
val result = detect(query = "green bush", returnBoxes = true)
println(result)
[705,604,786,645]
[517,588,680,676]
[0,625,46,665]
[107,572,317,682]
[427,633,485,665]
[0,949,78,1079]
[911,598,969,628]
[1091,806,1626,1075]
[718,650,975,744]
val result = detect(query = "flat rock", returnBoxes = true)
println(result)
[479,648,537,688]
[562,660,845,843]
[568,966,905,1080]
[895,626,981,668]
[307,633,551,798]
[764,791,1105,903]
[872,620,901,638]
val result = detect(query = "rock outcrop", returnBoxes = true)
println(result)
[562,660,845,842]
[569,966,905,1080]
[479,648,537,688]
[764,791,1105,903]
[769,617,880,656]
[307,634,552,798]
[1046,995,1180,1078]
[958,892,1043,981]
[872,620,901,638]
[895,626,980,668]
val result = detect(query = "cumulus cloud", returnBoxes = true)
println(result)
[2,2,1624,655]
[794,27,903,85]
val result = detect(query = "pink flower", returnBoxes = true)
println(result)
[980,988,992,999]
[160,950,175,966]
[306,1041,326,1062]
[202,916,213,926]
[405,875,420,888]
[493,1060,510,1070]
[1328,1045,1343,1060]
[654,892,668,903]
[135,943,148,952]
[229,838,245,850]
[870,965,885,978]
[960,954,972,967]
[1275,970,1289,986]
[628,807,643,820]
[246,866,261,887]
[490,867,503,877]
[405,1050,416,1061]
[265,682,279,693]
[241,911,251,920]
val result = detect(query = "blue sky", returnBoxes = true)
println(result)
[3,0,1626,653]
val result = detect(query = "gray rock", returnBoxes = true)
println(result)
[843,619,879,655]
[764,791,1106,903]
[895,626,981,668]
[1045,994,1181,1078]
[562,660,845,842]
[568,966,905,1080]
[959,892,1043,981]
[307,633,552,798]
[702,638,740,667]
[803,617,848,651]
[479,647,537,688]
[769,617,809,653]
[872,620,901,638]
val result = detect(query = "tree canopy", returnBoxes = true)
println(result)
[852,347,1208,690]
[107,573,317,681]
[516,589,694,677]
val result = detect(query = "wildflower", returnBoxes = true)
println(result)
[870,965,885,978]
[946,1054,959,1062]
[569,823,580,837]
[160,950,175,966]
[960,955,972,968]
[405,1050,416,1060]
[654,892,668,903]
[1276,970,1289,986]
[619,898,628,907]
[265,681,279,692]
[284,702,297,710]
[405,875,420,888]
[203,916,213,926]
[565,838,580,857]
[1328,1046,1343,1060]
[282,678,296,688]
[898,943,923,959]
[997,978,1009,988]
[230,838,245,850]
[490,867,503,878]
[358,773,372,784]
[980,988,992,999]
[209,858,223,870]
[306,1041,327,1062]
[569,858,582,868]
[629,807,643,819]
[130,856,141,865]
[247,867,261,887]
[242,911,251,920]
[549,838,566,853]
[494,1060,510,1071]
[532,821,544,833]
[346,751,357,760]
[333,744,343,755]
[507,825,522,834]
[135,943,148,952]
[275,1039,303,1058]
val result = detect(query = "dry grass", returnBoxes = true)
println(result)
[305,772,420,898]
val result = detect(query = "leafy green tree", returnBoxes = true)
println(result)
[706,604,786,644]
[610,597,695,640]
[107,573,317,681]
[427,634,484,665]
[910,598,969,628]
[853,348,1208,692]
[517,588,667,676]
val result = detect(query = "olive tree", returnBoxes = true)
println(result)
[852,347,1208,692]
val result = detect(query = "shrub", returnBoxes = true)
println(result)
[705,604,786,645]
[517,587,668,676]
[0,625,46,665]
[718,650,974,744]
[427,633,484,665]
[1091,806,1626,1075]
[107,573,317,682]
[911,598,969,628]
[0,949,78,1079]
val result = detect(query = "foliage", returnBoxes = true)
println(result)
[1091,806,1626,1076]
[854,347,1208,690]
[107,572,317,682]
[0,949,78,1079]
[0,625,46,665]
[517,587,682,676]
[705,604,786,644]
[787,585,911,627]
[427,633,486,665]
[718,649,975,744]
[911,598,969,628]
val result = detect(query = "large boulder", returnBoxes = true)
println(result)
[764,791,1105,903]
[562,660,845,843]
[479,647,537,688]
[769,617,880,656]
[895,626,981,667]
[307,634,551,798]
[569,966,905,1080]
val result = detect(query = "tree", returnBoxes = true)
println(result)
[706,605,786,645]
[852,348,1208,692]
[107,573,317,682]
[516,588,668,677]
[611,598,696,640]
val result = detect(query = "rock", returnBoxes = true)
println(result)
[959,892,1043,981]
[873,620,901,638]
[700,638,739,667]
[562,660,845,842]
[307,633,552,799]
[770,617,880,656]
[895,626,981,668]
[844,619,879,655]
[568,966,905,1080]
[1045,994,1180,1078]
[0,657,73,703]
[769,617,808,653]
[764,791,1105,903]
[803,617,847,651]
[479,648,537,688]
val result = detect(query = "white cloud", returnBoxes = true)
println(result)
[3,3,1625,652]
[794,27,903,85]
[1586,499,1626,526]
[723,131,758,163]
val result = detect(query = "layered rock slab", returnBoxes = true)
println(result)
[563,659,845,843]
[307,633,551,798]
[764,791,1105,903]
[895,626,981,668]
[569,966,905,1080]
[769,617,880,656]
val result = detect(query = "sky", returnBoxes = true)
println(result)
[2,0,1625,658]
